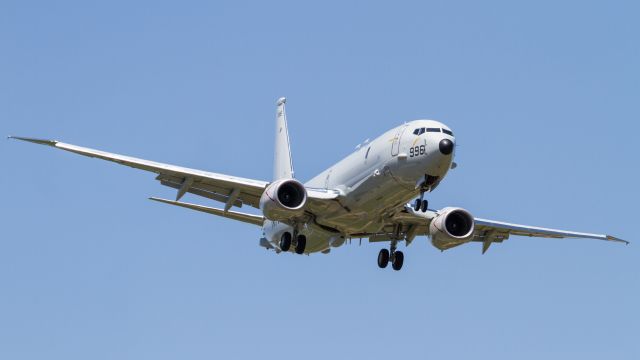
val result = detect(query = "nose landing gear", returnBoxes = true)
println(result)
[413,198,428,212]
[413,189,429,213]
[413,175,438,213]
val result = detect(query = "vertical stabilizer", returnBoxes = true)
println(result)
[273,97,294,180]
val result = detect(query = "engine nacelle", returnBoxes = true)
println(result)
[429,207,475,250]
[259,179,307,221]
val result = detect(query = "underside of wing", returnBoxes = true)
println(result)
[350,206,433,245]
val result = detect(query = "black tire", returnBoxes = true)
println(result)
[413,198,421,211]
[295,235,307,254]
[280,232,292,252]
[421,199,429,212]
[392,251,404,271]
[377,249,390,268]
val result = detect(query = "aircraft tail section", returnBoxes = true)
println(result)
[273,97,294,180]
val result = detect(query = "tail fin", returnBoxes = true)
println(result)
[273,97,294,180]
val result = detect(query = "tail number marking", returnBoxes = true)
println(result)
[409,145,426,158]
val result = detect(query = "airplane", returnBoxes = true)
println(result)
[9,97,628,271]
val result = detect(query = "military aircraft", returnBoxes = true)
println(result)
[10,97,627,270]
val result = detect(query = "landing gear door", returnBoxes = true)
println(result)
[391,125,407,156]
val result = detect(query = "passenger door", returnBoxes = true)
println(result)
[391,125,407,156]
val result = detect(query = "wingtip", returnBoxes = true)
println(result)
[606,235,629,245]
[148,197,176,205]
[8,136,58,146]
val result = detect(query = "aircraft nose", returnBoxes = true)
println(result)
[439,139,454,155]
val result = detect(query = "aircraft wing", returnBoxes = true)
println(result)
[368,205,627,252]
[471,217,628,252]
[9,136,269,209]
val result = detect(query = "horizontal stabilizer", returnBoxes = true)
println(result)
[149,197,264,226]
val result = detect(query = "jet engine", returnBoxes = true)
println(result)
[429,207,475,250]
[259,179,307,221]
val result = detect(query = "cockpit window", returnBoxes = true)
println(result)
[413,128,420,135]
[419,127,425,135]
[442,129,453,136]
[426,128,440,133]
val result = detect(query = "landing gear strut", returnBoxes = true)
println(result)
[414,176,431,213]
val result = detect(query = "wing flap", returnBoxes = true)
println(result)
[157,175,250,208]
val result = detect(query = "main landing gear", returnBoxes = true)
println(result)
[280,231,306,254]
[377,241,404,271]
[295,235,306,255]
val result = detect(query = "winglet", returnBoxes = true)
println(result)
[606,235,630,245]
[8,136,58,146]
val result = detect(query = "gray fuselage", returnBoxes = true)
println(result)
[263,119,456,254]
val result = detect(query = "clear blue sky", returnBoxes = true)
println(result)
[1,1,638,359]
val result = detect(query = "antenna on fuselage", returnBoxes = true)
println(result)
[273,97,295,180]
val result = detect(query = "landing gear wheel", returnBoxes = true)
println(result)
[413,198,421,211]
[295,235,307,254]
[392,251,404,271]
[377,249,390,268]
[280,232,292,252]
[421,199,429,212]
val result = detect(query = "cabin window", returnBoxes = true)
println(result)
[442,129,453,136]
